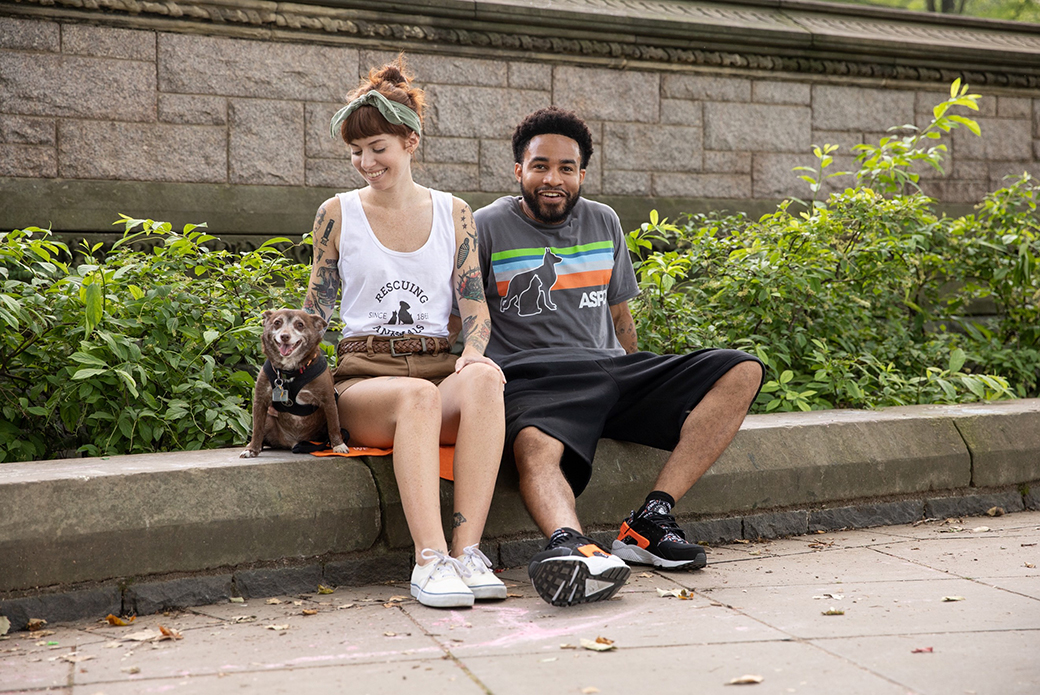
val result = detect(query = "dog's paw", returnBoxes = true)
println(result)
[331,443,349,454]
[240,449,259,459]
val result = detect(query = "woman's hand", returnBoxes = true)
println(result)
[455,348,506,383]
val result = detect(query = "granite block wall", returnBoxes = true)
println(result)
[1,11,1039,236]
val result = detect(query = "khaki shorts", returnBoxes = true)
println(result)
[333,338,458,394]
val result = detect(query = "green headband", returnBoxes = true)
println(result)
[329,90,422,140]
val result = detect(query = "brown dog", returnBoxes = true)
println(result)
[241,309,349,458]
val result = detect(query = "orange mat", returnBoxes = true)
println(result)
[311,445,455,481]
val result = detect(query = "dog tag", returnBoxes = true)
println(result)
[272,382,290,403]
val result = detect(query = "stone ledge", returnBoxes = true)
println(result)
[2,400,1040,630]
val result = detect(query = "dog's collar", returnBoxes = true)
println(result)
[262,351,329,416]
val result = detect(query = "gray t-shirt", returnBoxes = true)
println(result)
[474,196,640,368]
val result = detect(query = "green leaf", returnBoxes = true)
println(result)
[84,282,103,332]
[948,348,966,374]
[779,370,794,385]
[947,115,981,136]
[72,368,107,379]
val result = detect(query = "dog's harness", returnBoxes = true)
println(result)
[262,352,329,417]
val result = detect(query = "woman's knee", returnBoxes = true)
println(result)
[455,363,505,402]
[396,379,442,418]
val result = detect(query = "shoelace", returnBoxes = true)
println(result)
[639,511,689,544]
[418,548,468,581]
[460,544,492,575]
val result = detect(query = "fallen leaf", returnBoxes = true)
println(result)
[121,666,141,674]
[292,600,303,607]
[264,624,290,631]
[1022,543,1037,547]
[387,595,408,603]
[734,539,750,544]
[31,630,55,638]
[540,657,558,663]
[302,609,318,616]
[821,608,845,615]
[726,674,764,685]
[637,572,654,578]
[265,598,282,605]
[812,593,844,600]
[123,630,160,642]
[26,618,47,631]
[986,506,1005,517]
[229,597,245,603]
[560,643,576,650]
[942,596,966,602]
[911,647,933,653]
[158,626,182,641]
[336,604,355,610]
[656,588,694,599]
[0,617,10,636]
[317,585,335,595]
[55,653,95,663]
[972,526,990,533]
[384,631,396,637]
[579,637,616,652]
[581,688,600,694]
[228,615,257,624]
[506,593,524,598]
[1025,563,1036,569]
[105,614,136,626]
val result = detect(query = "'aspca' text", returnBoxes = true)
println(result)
[579,290,608,308]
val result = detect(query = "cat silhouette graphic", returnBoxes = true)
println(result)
[501,248,562,315]
[388,300,413,325]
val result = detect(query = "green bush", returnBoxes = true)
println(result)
[627,81,1039,412]
[0,217,310,462]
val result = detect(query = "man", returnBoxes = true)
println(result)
[474,107,764,607]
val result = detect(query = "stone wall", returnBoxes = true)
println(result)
[2,0,1040,241]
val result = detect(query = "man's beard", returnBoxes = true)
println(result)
[520,183,581,225]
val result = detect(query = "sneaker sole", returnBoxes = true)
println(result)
[411,584,475,608]
[529,558,630,607]
[469,583,508,601]
[611,540,707,570]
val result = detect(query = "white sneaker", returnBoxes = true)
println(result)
[410,549,474,608]
[457,545,507,600]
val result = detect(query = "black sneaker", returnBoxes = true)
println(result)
[612,511,707,570]
[528,528,631,607]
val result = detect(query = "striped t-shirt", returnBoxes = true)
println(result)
[474,196,640,368]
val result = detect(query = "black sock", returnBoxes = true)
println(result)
[639,491,675,517]
[548,527,571,545]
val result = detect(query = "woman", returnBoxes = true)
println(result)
[302,59,506,608]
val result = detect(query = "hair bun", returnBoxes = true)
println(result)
[376,65,406,85]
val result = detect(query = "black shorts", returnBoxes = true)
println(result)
[502,349,764,496]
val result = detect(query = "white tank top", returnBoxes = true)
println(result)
[336,188,455,339]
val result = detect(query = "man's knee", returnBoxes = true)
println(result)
[513,426,565,474]
[731,359,764,389]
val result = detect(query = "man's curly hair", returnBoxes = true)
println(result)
[511,107,594,169]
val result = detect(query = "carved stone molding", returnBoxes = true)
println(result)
[3,0,1040,87]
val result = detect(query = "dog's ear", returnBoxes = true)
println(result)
[307,312,329,332]
[262,310,273,323]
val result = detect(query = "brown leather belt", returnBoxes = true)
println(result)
[338,336,452,357]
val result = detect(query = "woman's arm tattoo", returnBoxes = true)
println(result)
[457,267,486,302]
[461,315,491,353]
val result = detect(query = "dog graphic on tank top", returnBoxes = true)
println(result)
[501,248,562,316]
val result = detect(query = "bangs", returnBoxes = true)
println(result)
[341,105,413,143]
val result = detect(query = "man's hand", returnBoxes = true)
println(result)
[610,301,639,354]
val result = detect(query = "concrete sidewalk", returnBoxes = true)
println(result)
[3,511,1038,695]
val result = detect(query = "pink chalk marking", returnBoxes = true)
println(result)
[454,606,643,650]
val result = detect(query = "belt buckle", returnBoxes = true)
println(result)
[389,337,412,357]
